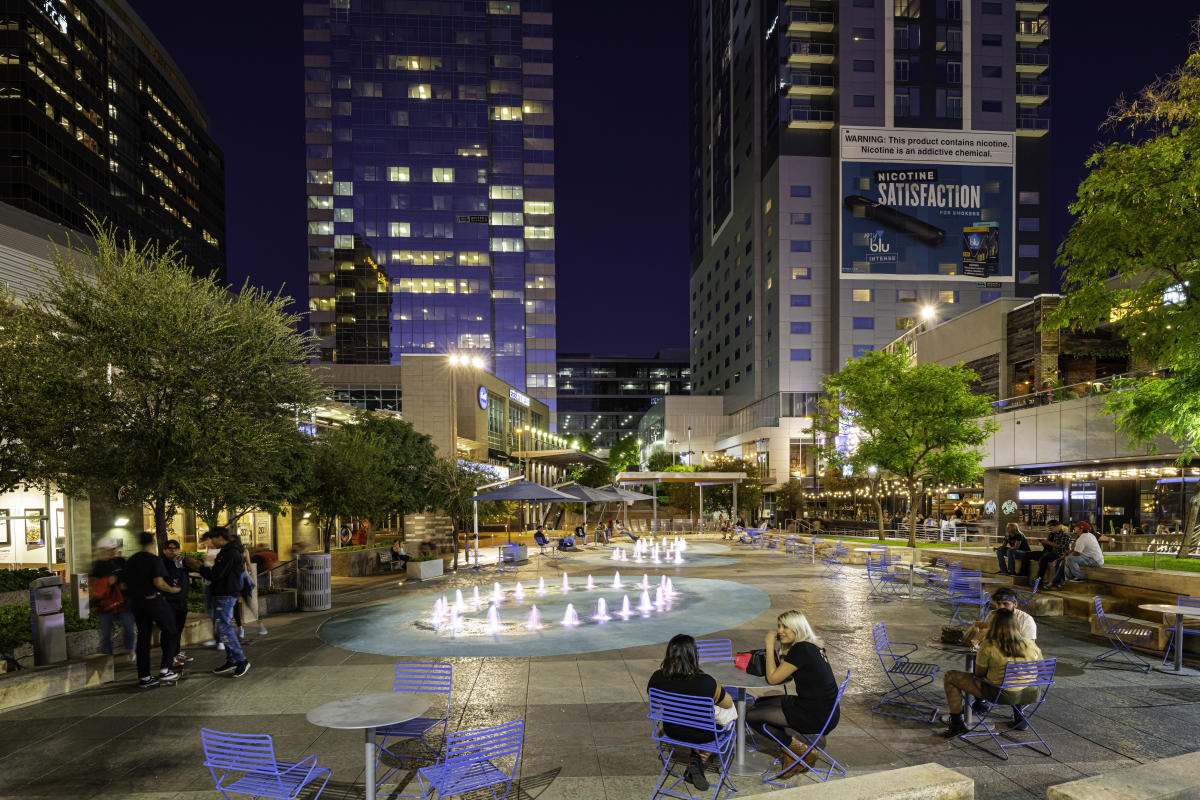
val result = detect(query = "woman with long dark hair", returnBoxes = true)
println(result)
[941,608,1043,737]
[647,634,735,791]
[746,610,840,778]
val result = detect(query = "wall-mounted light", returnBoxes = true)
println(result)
[113,517,130,527]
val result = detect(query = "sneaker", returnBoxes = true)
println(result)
[685,752,709,791]
[217,642,225,651]
[158,669,180,682]
[203,639,216,647]
[257,626,268,636]
[971,697,992,716]
[1010,709,1029,731]
[174,652,194,664]
[128,652,137,663]
[211,661,238,675]
[238,627,245,639]
[138,676,159,689]
[232,661,251,678]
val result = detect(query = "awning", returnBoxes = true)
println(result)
[514,449,608,468]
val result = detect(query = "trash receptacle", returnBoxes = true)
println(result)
[30,575,66,665]
[298,553,331,611]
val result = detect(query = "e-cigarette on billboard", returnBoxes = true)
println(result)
[839,127,1014,281]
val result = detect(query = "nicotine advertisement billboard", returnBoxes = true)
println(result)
[839,127,1014,281]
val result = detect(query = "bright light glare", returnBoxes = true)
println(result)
[920,305,936,320]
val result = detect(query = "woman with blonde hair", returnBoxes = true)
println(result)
[941,608,1043,737]
[746,610,840,777]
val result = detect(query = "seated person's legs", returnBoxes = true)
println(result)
[1035,550,1058,583]
[995,546,1009,574]
[942,669,982,715]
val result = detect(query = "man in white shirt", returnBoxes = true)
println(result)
[1064,524,1111,582]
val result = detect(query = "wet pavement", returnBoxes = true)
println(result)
[1,535,1197,799]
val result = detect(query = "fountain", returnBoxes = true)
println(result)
[586,575,595,591]
[454,589,466,611]
[525,605,543,630]
[592,597,611,622]
[472,586,482,609]
[611,571,622,588]
[611,548,620,561]
[485,604,503,634]
[665,577,677,598]
[431,596,448,629]
[641,574,651,590]
[674,549,684,565]
[561,573,571,594]
[448,605,463,636]
[492,582,504,604]
[561,603,580,626]
[513,582,525,601]
[654,586,666,609]
[651,548,661,564]
[537,576,547,596]
[638,590,654,614]
[617,595,634,620]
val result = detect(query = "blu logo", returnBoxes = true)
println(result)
[867,230,890,253]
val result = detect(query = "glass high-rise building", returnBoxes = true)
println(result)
[303,0,557,421]
[688,0,1050,489]
[0,0,226,279]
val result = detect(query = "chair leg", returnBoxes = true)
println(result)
[1163,629,1176,666]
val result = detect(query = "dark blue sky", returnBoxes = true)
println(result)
[126,2,1195,358]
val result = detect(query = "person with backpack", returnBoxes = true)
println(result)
[89,537,135,659]
[184,527,250,677]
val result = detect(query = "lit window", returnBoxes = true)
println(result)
[307,221,333,235]
[491,211,523,225]
[491,106,523,121]
[791,267,810,279]
[334,208,353,222]
[333,181,353,195]
[766,277,773,289]
[491,237,524,252]
[388,166,410,182]
[307,170,332,184]
[524,226,554,239]
[764,198,773,214]
[490,185,523,200]
[432,168,454,183]
[334,234,355,249]
[409,84,431,99]
[896,317,916,330]
[852,289,873,302]
[938,290,958,303]
[897,289,917,302]
[388,222,411,237]
[524,201,554,215]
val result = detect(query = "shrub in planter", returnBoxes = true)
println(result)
[0,568,52,593]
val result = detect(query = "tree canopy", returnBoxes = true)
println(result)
[0,219,323,545]
[819,346,996,546]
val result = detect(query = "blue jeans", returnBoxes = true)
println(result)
[1065,554,1101,581]
[212,595,245,663]
[99,610,135,654]
[996,547,1035,575]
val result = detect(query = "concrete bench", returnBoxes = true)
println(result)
[768,763,972,798]
[1048,750,1200,799]
[0,654,113,713]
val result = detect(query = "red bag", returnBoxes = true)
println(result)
[734,652,752,671]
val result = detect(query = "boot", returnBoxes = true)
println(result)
[1010,708,1029,731]
[778,738,811,778]
[941,712,968,738]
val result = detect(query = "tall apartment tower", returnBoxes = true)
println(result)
[303,1,557,421]
[687,0,1050,485]
[0,0,226,279]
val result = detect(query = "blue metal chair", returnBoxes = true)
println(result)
[1089,596,1153,673]
[1011,577,1041,610]
[946,573,987,624]
[865,554,905,600]
[870,623,940,722]
[917,558,960,600]
[376,662,454,786]
[533,531,561,560]
[695,638,735,663]
[201,728,331,800]
[761,671,850,787]
[819,542,849,579]
[957,658,1056,760]
[647,688,737,800]
[1162,595,1200,665]
[414,719,524,800]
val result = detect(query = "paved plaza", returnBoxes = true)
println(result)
[2,536,1199,799]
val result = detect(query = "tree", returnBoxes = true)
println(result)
[702,455,763,523]
[774,479,808,524]
[0,219,323,548]
[647,449,674,472]
[429,458,502,570]
[819,346,997,547]
[1045,34,1200,555]
[352,414,437,543]
[609,434,640,476]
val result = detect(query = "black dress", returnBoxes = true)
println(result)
[647,669,728,744]
[778,642,840,734]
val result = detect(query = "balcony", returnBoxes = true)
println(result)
[788,40,836,64]
[1015,50,1049,76]
[1016,19,1050,44]
[788,106,836,129]
[789,8,835,33]
[1015,82,1050,106]
[1015,116,1050,137]
[787,71,836,96]
[1015,0,1048,11]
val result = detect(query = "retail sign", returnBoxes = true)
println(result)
[477,386,489,410]
[42,0,69,34]
[508,388,530,408]
[839,126,1014,282]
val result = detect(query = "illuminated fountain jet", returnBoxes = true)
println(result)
[492,582,504,604]
[611,548,621,561]
[454,589,467,612]
[485,604,503,634]
[674,549,684,565]
[665,577,677,598]
[586,575,595,591]
[616,595,634,620]
[536,576,547,596]
[561,572,571,594]
[654,586,666,610]
[431,597,448,629]
[513,582,525,601]
[525,605,543,630]
[611,571,622,589]
[593,598,611,622]
[448,605,463,636]
[641,574,651,590]
[472,586,482,609]
[638,590,654,614]
[561,603,580,627]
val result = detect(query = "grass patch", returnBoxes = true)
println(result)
[1103,555,1200,573]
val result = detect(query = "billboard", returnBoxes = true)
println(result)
[839,127,1015,281]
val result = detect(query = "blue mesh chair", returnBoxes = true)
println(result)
[1162,595,1200,665]
[647,688,737,800]
[375,662,453,786]
[1089,596,1153,673]
[866,554,906,600]
[819,542,849,579]
[201,728,331,800]
[761,671,851,787]
[957,658,1056,760]
[871,622,940,722]
[415,719,524,800]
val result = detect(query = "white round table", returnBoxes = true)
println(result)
[307,692,434,800]
[702,662,777,776]
[1138,604,1200,676]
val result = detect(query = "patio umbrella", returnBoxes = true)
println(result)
[469,480,577,565]
[557,484,624,534]
[611,484,658,537]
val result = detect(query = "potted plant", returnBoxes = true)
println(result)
[407,552,444,581]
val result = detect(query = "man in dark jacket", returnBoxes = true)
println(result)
[184,527,250,677]
[162,539,193,668]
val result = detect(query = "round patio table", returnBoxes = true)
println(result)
[1138,604,1200,676]
[307,692,434,800]
[702,662,777,776]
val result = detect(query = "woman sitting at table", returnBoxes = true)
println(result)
[941,608,1042,738]
[647,634,736,792]
[746,610,841,778]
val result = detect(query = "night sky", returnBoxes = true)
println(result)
[124,2,1195,358]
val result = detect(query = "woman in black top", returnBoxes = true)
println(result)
[647,634,735,792]
[746,610,840,778]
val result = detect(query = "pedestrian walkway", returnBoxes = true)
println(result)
[1,535,1198,799]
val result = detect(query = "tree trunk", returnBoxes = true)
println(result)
[907,488,920,549]
[152,497,169,551]
[873,497,885,540]
[367,518,376,549]
[452,515,460,571]
[1177,491,1200,558]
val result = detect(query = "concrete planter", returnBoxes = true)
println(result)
[330,546,394,577]
[407,559,444,581]
[257,590,297,616]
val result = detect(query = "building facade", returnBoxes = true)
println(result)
[556,349,692,452]
[0,0,226,279]
[684,0,1051,491]
[303,0,557,421]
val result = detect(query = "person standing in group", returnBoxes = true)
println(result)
[89,537,135,660]
[124,532,183,688]
[161,539,193,669]
[185,527,250,677]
